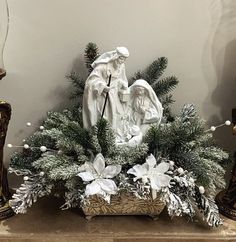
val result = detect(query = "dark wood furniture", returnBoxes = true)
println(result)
[216,108,236,220]
[0,101,14,219]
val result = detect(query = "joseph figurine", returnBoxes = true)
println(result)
[82,47,129,130]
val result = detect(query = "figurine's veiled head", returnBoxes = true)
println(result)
[130,79,151,98]
[91,47,129,68]
[133,86,146,97]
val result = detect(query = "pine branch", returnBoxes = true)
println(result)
[32,154,73,172]
[198,147,229,163]
[9,175,53,214]
[129,70,145,85]
[84,42,99,73]
[159,94,175,121]
[67,71,85,100]
[89,124,102,154]
[96,118,116,157]
[61,177,84,210]
[60,120,92,151]
[49,163,81,180]
[10,131,56,171]
[152,76,179,97]
[44,110,73,130]
[129,58,168,85]
[144,57,168,85]
[143,124,160,155]
[160,94,175,107]
[107,143,149,166]
[194,187,223,227]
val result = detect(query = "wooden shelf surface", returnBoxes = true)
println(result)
[0,197,236,241]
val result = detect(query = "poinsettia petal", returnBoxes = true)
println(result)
[156,174,172,186]
[155,162,170,174]
[149,176,160,190]
[127,164,148,177]
[93,153,105,175]
[146,154,156,169]
[78,171,95,181]
[78,161,94,172]
[102,165,121,178]
[98,179,118,194]
[85,181,102,196]
[149,174,172,191]
[141,163,149,171]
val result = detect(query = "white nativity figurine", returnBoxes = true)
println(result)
[78,153,121,202]
[127,154,171,199]
[129,79,163,132]
[83,47,129,130]
[82,46,163,147]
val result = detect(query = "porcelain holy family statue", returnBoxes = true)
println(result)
[82,47,163,146]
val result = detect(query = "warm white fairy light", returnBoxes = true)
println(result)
[206,120,231,132]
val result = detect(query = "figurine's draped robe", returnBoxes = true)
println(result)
[83,63,128,129]
[129,79,163,133]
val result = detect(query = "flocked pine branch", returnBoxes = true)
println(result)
[144,104,229,194]
[106,143,149,166]
[61,178,84,210]
[9,173,53,214]
[194,187,223,227]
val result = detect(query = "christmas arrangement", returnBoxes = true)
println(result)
[8,43,231,227]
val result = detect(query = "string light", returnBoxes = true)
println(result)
[205,120,231,132]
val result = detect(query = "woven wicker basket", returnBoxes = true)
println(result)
[82,192,165,220]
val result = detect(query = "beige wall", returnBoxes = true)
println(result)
[0,0,236,165]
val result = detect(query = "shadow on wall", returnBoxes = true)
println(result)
[204,0,236,152]
[4,53,89,167]
[47,52,88,112]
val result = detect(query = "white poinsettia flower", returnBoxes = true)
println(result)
[127,154,172,191]
[78,153,121,201]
